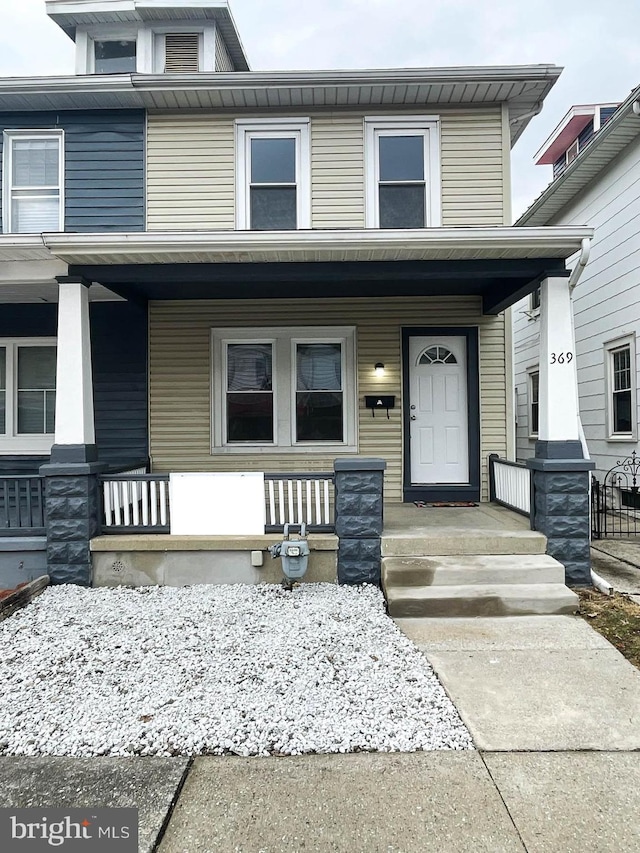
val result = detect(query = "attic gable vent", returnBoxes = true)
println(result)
[164,34,200,73]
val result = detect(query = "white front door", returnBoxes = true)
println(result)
[409,336,469,484]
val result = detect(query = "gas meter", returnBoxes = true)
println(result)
[269,523,310,589]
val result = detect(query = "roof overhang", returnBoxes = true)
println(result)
[0,65,561,145]
[38,227,591,265]
[535,104,599,165]
[519,86,640,226]
[0,226,585,314]
[45,0,250,71]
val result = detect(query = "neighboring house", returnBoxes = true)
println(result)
[0,0,593,592]
[514,87,640,491]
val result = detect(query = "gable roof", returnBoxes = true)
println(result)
[517,84,640,226]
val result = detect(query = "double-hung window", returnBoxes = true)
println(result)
[235,119,310,230]
[528,369,539,438]
[2,131,64,233]
[0,340,56,452]
[365,117,441,228]
[606,337,636,439]
[212,327,356,452]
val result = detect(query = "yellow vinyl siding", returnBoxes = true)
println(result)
[311,114,365,228]
[147,114,235,230]
[146,107,504,230]
[441,110,505,226]
[149,297,506,501]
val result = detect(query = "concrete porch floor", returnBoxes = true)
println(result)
[382,502,545,559]
[383,501,531,534]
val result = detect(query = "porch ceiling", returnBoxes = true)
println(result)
[67,257,568,315]
[0,227,593,313]
[48,226,590,315]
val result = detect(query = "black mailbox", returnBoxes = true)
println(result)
[364,395,396,418]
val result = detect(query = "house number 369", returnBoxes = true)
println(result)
[550,352,573,364]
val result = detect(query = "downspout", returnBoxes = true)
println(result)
[509,102,543,128]
[565,237,609,592]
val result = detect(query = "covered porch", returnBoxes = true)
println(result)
[0,226,594,590]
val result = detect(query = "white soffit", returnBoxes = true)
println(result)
[41,227,593,266]
[0,66,560,144]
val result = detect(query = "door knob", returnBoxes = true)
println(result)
[410,415,417,421]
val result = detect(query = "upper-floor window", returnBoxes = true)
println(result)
[365,117,441,229]
[95,40,136,73]
[2,131,64,234]
[0,340,56,452]
[235,119,311,231]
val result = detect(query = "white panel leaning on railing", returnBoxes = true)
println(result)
[102,469,170,529]
[265,475,334,528]
[491,457,531,515]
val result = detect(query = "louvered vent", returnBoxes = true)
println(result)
[164,34,200,73]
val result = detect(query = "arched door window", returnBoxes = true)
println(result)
[417,346,457,365]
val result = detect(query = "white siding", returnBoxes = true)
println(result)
[215,27,234,72]
[513,135,640,478]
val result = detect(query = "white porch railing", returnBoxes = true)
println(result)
[265,474,335,530]
[99,471,336,533]
[101,471,170,531]
[489,455,531,517]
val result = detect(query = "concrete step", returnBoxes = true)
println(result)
[381,528,547,557]
[386,583,580,618]
[382,554,566,589]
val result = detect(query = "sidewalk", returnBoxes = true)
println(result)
[591,539,640,600]
[1,615,640,852]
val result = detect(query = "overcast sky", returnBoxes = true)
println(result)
[1,0,637,220]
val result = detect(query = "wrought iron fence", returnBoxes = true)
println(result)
[0,476,46,535]
[591,451,640,539]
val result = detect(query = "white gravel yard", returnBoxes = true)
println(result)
[0,583,473,757]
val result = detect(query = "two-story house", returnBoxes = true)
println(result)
[514,87,640,531]
[0,0,593,607]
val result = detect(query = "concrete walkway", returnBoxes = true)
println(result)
[1,615,640,852]
[591,539,640,600]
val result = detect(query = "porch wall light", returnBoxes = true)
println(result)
[374,363,385,377]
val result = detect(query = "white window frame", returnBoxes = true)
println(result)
[211,326,357,454]
[152,27,212,73]
[0,338,57,454]
[364,116,441,229]
[2,130,64,234]
[235,119,311,230]
[605,335,637,441]
[527,367,540,439]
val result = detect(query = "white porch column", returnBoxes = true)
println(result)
[538,275,581,445]
[54,276,95,449]
[528,275,594,588]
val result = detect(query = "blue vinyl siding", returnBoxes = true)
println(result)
[600,106,618,124]
[0,110,144,232]
[577,119,595,150]
[0,302,148,475]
